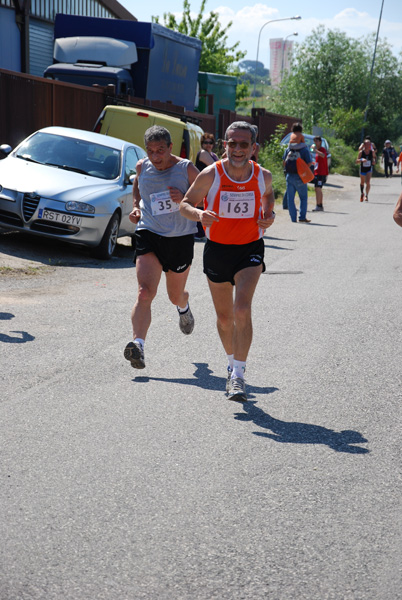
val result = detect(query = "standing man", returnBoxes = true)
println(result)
[124,125,199,370]
[311,136,329,211]
[356,139,376,202]
[381,140,397,178]
[282,123,314,223]
[180,121,275,401]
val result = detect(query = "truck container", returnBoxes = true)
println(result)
[197,72,237,137]
[44,14,202,111]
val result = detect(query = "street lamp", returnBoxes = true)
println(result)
[252,16,301,107]
[281,32,298,83]
[361,0,384,141]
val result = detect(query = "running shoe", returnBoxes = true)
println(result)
[227,376,247,402]
[312,205,323,211]
[177,305,194,335]
[360,194,364,202]
[124,341,145,369]
[365,196,368,202]
[226,368,232,393]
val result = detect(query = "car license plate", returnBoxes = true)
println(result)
[38,209,82,226]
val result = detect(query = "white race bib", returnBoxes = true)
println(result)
[363,160,371,168]
[219,191,255,219]
[150,190,180,215]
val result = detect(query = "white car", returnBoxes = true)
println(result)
[0,126,146,259]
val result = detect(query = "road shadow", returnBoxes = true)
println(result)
[314,211,349,215]
[263,242,293,251]
[299,222,337,228]
[234,401,369,454]
[132,362,278,398]
[0,312,35,343]
[365,201,396,206]
[264,236,296,242]
[0,228,135,270]
[264,270,303,276]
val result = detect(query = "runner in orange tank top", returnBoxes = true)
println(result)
[180,121,275,401]
[203,159,266,245]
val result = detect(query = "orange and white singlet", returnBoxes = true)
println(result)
[204,160,265,245]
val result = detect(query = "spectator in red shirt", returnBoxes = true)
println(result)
[311,136,329,211]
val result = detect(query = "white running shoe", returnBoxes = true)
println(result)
[177,305,195,335]
[227,376,247,402]
[226,368,232,393]
[124,341,145,369]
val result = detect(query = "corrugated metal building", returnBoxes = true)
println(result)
[0,0,136,77]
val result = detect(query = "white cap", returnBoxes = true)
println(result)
[385,139,391,144]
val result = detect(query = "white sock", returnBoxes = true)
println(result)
[177,303,189,314]
[134,338,145,349]
[227,354,234,371]
[232,360,246,379]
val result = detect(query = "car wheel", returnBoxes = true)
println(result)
[91,212,120,260]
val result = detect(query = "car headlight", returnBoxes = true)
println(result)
[65,201,95,214]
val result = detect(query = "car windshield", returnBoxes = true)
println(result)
[14,132,121,180]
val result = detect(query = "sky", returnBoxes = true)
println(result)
[119,0,402,65]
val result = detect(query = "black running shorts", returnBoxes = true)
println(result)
[314,175,327,188]
[203,238,265,285]
[135,229,194,273]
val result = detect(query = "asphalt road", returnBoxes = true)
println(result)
[1,174,401,600]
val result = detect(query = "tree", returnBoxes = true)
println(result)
[153,0,245,73]
[270,26,402,146]
[153,0,247,105]
[238,60,270,86]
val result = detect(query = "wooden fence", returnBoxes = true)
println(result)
[0,68,299,149]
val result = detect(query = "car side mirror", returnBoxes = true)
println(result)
[0,144,12,159]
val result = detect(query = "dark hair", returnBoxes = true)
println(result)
[144,125,171,147]
[292,122,303,133]
[314,136,322,142]
[225,121,256,144]
[201,133,215,145]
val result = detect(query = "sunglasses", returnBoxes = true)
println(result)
[203,140,214,145]
[226,141,250,149]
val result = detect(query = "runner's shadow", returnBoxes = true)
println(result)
[0,330,35,343]
[133,362,278,397]
[0,312,14,320]
[0,313,35,343]
[234,401,369,454]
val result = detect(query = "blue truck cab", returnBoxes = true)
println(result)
[44,14,202,110]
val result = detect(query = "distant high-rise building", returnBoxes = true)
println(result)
[270,38,294,89]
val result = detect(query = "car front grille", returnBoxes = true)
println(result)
[31,221,79,236]
[23,194,40,221]
[0,209,24,227]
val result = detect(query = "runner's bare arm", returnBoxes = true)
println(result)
[129,160,144,223]
[180,167,220,226]
[393,191,402,228]
[356,150,363,164]
[168,162,200,204]
[257,169,276,230]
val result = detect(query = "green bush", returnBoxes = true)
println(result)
[326,136,360,176]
